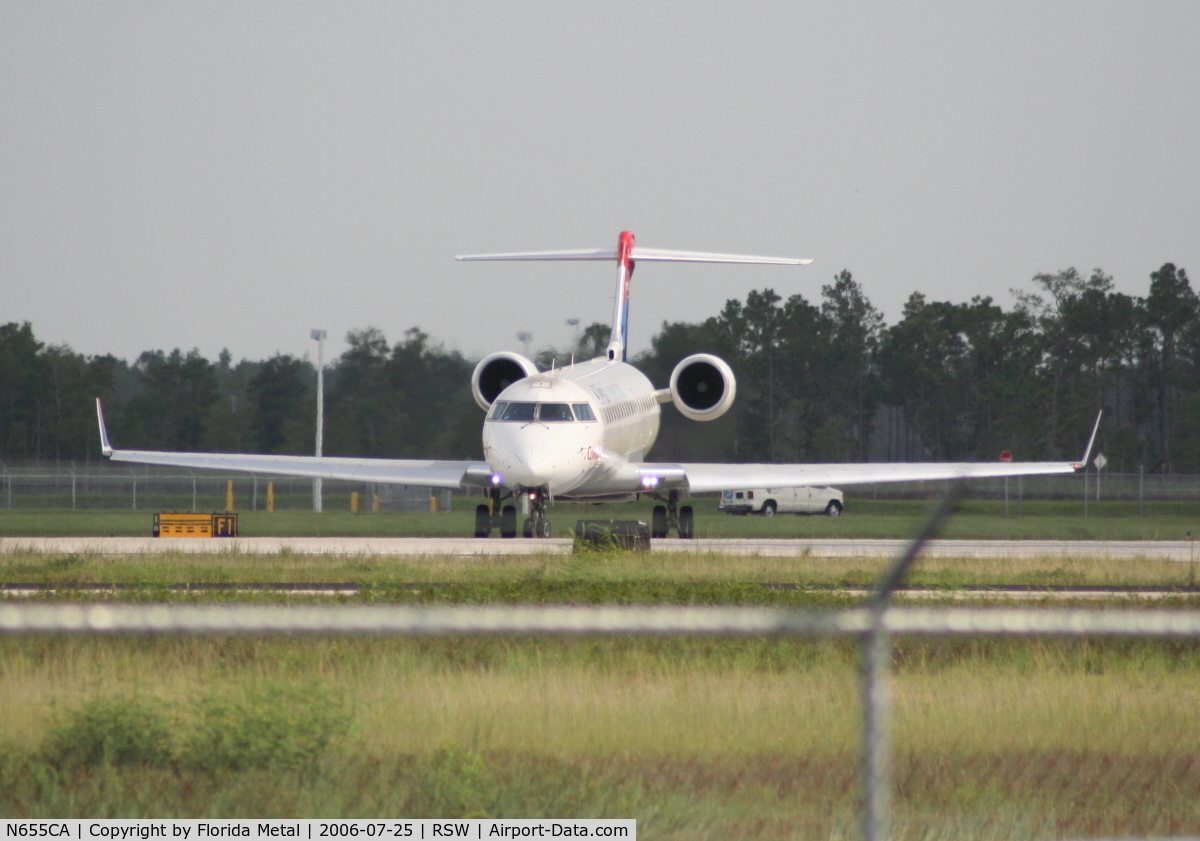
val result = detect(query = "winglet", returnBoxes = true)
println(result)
[1073,410,1103,470]
[95,398,114,457]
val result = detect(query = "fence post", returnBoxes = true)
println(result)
[132,475,137,510]
[1083,470,1088,518]
[71,471,76,510]
[1139,465,1144,517]
[192,476,197,512]
[860,482,966,841]
[861,615,892,841]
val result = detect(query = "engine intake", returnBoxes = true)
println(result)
[669,353,736,421]
[471,352,539,410]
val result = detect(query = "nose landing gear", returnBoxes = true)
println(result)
[522,488,552,538]
[649,490,694,539]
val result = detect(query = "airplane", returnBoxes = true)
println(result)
[95,231,1100,539]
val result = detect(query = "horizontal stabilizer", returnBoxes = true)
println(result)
[456,248,618,262]
[456,246,810,265]
[631,248,811,265]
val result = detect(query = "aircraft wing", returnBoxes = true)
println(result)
[97,401,491,488]
[644,412,1101,494]
[646,459,1081,495]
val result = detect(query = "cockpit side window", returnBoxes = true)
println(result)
[538,403,574,422]
[572,403,596,421]
[500,402,537,422]
[487,401,508,420]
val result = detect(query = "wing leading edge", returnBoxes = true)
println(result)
[645,411,1100,493]
[96,400,490,489]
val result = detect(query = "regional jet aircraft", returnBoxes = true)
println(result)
[96,231,1100,539]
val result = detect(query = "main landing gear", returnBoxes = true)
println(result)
[474,487,551,538]
[475,488,516,538]
[649,489,693,539]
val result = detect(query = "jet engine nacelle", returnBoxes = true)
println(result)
[471,351,539,410]
[669,353,736,421]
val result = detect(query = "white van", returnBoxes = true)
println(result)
[719,487,844,517]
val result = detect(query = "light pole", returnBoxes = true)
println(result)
[311,329,327,513]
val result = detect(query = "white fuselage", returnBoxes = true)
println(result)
[481,357,661,499]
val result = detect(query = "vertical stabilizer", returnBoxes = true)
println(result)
[608,231,635,362]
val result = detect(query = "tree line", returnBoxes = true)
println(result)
[2,262,1197,472]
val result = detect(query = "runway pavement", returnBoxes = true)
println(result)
[1,536,1198,561]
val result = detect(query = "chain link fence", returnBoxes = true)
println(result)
[1,602,1198,839]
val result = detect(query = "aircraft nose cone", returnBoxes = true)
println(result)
[512,447,553,485]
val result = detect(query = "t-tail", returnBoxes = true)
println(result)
[455,232,812,362]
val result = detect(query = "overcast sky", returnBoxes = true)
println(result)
[3,2,1198,366]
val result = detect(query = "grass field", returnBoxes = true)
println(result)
[1,632,1198,838]
[3,503,1200,836]
[3,546,1200,590]
[1,497,1198,540]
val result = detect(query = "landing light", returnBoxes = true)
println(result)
[490,473,504,485]
[641,476,660,488]
[528,492,537,500]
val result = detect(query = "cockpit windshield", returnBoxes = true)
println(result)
[499,402,537,422]
[486,401,598,422]
[538,403,574,422]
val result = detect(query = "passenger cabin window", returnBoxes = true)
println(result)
[538,403,574,422]
[573,403,596,421]
[487,402,509,420]
[500,402,537,422]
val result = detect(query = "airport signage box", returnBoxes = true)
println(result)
[153,512,239,538]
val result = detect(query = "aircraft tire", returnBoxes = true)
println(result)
[522,517,534,538]
[651,505,668,539]
[474,504,491,538]
[500,505,517,538]
[537,519,552,538]
[678,505,694,539]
